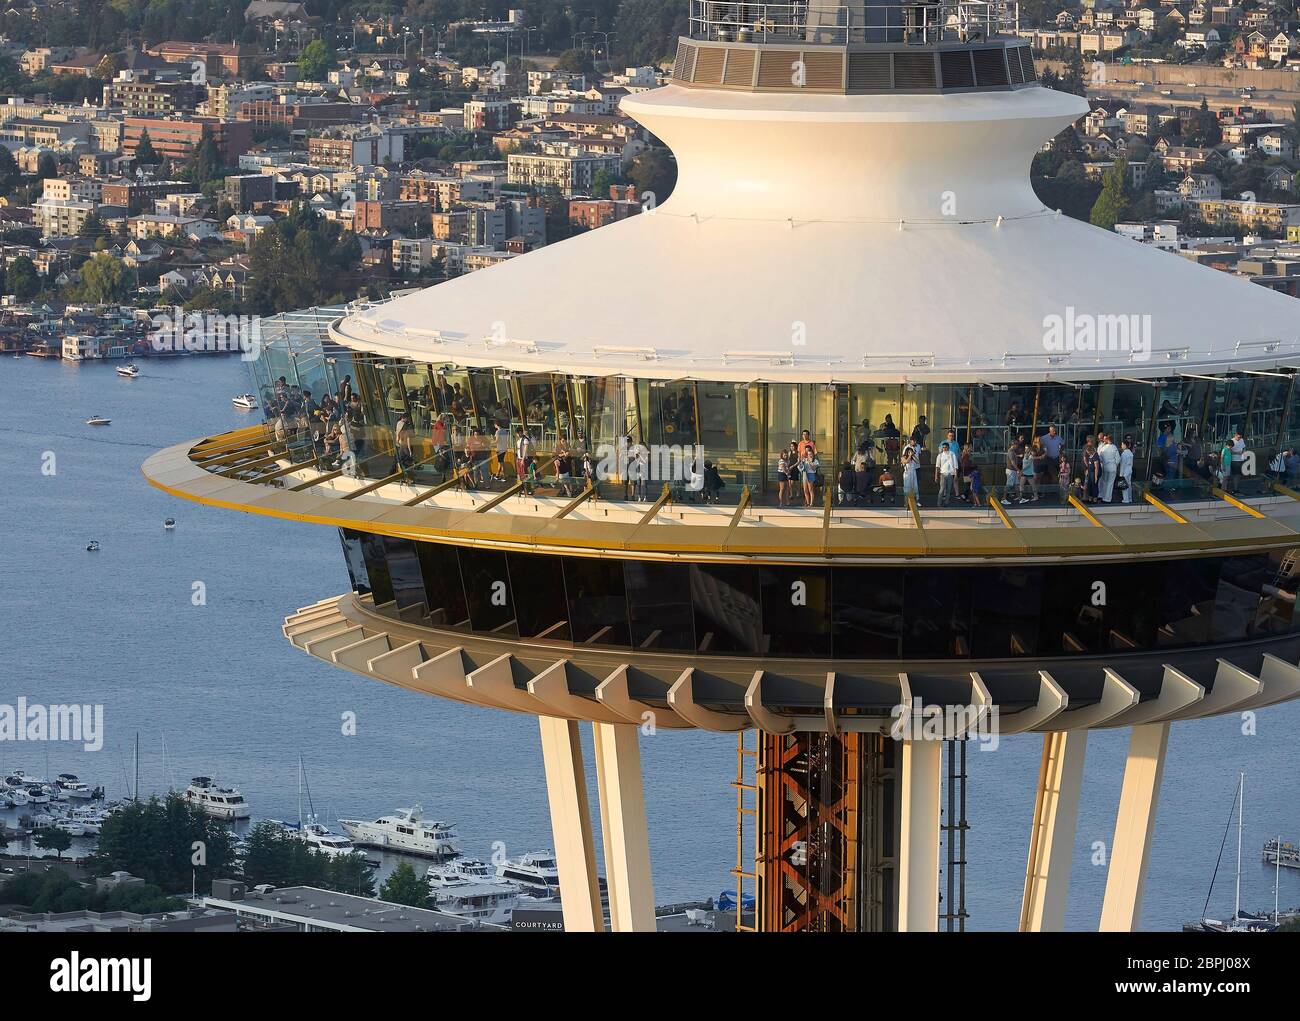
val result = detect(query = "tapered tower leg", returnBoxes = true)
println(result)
[1099,723,1171,932]
[1020,730,1088,932]
[897,739,942,932]
[592,722,656,932]
[537,715,603,932]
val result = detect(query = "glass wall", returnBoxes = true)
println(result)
[346,531,1300,661]
[251,330,1300,507]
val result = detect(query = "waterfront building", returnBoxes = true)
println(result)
[146,2,1300,933]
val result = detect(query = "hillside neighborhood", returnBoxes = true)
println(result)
[3,0,1300,357]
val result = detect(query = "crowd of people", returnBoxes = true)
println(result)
[264,375,1292,512]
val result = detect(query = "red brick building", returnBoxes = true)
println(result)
[124,117,254,164]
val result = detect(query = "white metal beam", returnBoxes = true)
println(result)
[1099,722,1171,932]
[896,739,942,932]
[592,722,656,932]
[537,715,604,932]
[1020,730,1088,932]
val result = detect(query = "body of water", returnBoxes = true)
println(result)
[2,354,1298,928]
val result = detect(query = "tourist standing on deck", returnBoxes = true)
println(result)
[935,440,958,506]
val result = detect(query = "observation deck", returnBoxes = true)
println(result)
[672,2,1033,95]
[144,424,1300,734]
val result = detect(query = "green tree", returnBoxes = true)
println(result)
[35,827,73,859]
[36,151,59,181]
[77,251,131,303]
[1090,158,1129,231]
[0,145,20,196]
[378,860,430,908]
[298,39,337,82]
[627,148,677,205]
[590,167,623,199]
[185,133,223,189]
[8,255,41,301]
[135,128,160,166]
[555,47,595,73]
[1060,51,1086,97]
[93,53,121,80]
[89,793,235,893]
[326,853,376,897]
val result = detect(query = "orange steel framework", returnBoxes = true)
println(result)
[755,732,903,932]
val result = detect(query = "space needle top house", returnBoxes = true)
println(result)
[145,1,1300,932]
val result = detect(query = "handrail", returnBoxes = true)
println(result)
[555,482,596,519]
[474,457,556,512]
[722,485,752,548]
[1211,487,1267,519]
[1142,488,1189,524]
[1068,493,1103,528]
[987,492,1017,529]
[289,451,392,492]
[687,0,1020,46]
[637,483,673,526]
[907,492,924,531]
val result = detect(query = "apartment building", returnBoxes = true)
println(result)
[123,116,253,162]
[506,151,621,194]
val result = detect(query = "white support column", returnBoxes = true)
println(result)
[897,739,942,932]
[1099,722,1171,932]
[537,715,603,932]
[1020,730,1088,932]
[592,721,656,932]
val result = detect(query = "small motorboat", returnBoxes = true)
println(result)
[164,518,175,530]
[232,393,258,410]
[116,363,139,378]
[86,541,100,552]
[85,415,111,426]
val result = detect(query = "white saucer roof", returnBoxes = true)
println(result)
[331,82,1300,383]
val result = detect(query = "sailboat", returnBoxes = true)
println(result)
[272,756,370,862]
[1191,773,1278,932]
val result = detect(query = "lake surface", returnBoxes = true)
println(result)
[2,354,1297,928]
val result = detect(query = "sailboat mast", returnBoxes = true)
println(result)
[297,755,303,827]
[1234,771,1243,922]
[1276,833,1282,925]
[133,732,139,803]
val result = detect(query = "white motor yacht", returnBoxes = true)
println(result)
[116,363,140,378]
[425,859,522,925]
[337,806,460,859]
[232,393,258,410]
[184,776,251,820]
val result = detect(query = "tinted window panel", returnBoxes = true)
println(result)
[339,529,371,595]
[416,541,469,628]
[625,561,694,651]
[1255,548,1300,634]
[563,558,629,647]
[1038,565,1106,654]
[359,532,393,606]
[691,563,761,654]
[1103,562,1162,651]
[760,566,831,657]
[383,536,426,612]
[1158,558,1219,646]
[832,567,903,658]
[509,552,570,641]
[902,569,972,658]
[1214,553,1271,641]
[458,547,517,636]
[970,567,1042,657]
